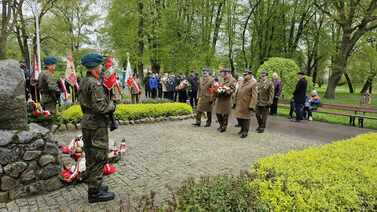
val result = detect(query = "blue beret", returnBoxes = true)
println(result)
[44,56,57,65]
[81,53,104,69]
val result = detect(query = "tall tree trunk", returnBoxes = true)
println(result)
[137,0,144,81]
[325,53,347,98]
[344,72,354,94]
[0,36,7,59]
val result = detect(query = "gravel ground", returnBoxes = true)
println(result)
[1,116,373,211]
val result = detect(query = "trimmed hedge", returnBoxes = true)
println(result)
[59,103,192,124]
[257,57,313,99]
[158,133,377,211]
[250,133,377,211]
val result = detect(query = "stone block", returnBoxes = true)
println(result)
[0,192,8,203]
[23,151,42,161]
[1,176,17,191]
[43,143,59,156]
[0,148,19,166]
[4,162,28,178]
[0,130,15,146]
[42,177,63,192]
[39,164,60,180]
[38,155,55,167]
[20,170,36,183]
[26,139,45,151]
[0,60,27,130]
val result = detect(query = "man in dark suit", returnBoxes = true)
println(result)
[292,71,307,122]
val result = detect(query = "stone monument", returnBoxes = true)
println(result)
[0,60,63,203]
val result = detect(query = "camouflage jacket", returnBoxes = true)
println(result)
[256,79,274,106]
[79,75,115,129]
[38,71,58,105]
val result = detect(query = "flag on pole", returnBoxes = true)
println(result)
[65,50,79,90]
[31,54,40,80]
[103,56,118,90]
[125,56,133,87]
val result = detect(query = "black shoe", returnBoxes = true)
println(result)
[192,123,200,127]
[237,130,243,135]
[217,127,222,132]
[100,184,109,192]
[88,190,115,203]
[240,133,248,138]
[204,124,211,127]
[235,124,241,127]
[256,129,264,133]
[219,128,226,133]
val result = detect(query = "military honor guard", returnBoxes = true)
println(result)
[233,69,258,138]
[79,53,116,203]
[193,68,215,127]
[214,68,236,132]
[255,70,274,133]
[38,56,59,115]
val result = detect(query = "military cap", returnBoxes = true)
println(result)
[81,53,104,69]
[260,70,268,76]
[44,56,57,65]
[202,67,212,73]
[243,69,253,75]
[220,68,231,73]
[298,71,305,75]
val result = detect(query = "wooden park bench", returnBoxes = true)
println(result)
[279,102,377,128]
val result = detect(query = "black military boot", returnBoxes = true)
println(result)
[88,188,115,203]
[240,133,248,138]
[192,123,200,127]
[99,184,109,192]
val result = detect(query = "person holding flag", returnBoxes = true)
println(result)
[65,50,80,102]
[127,73,142,103]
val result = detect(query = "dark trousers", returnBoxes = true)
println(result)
[294,103,304,121]
[289,100,295,118]
[131,94,140,104]
[216,114,229,129]
[270,97,279,115]
[151,88,157,98]
[237,118,250,135]
[196,111,212,126]
[256,106,269,130]
[145,88,150,98]
[82,128,108,192]
[189,91,198,108]
[178,91,188,103]
[164,91,174,100]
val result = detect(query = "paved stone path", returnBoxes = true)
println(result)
[1,116,373,211]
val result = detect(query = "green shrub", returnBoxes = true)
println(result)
[257,57,313,99]
[159,174,255,211]
[59,103,192,123]
[60,104,83,123]
[114,103,192,120]
[250,133,377,211]
[120,98,173,105]
[159,133,377,211]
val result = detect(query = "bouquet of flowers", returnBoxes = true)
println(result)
[216,85,231,96]
[28,101,51,123]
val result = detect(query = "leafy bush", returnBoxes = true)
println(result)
[159,173,256,211]
[120,98,173,105]
[59,103,192,123]
[60,104,83,123]
[114,103,192,120]
[159,133,377,211]
[250,133,377,211]
[257,57,313,99]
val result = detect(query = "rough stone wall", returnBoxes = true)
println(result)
[0,60,63,203]
[0,123,63,203]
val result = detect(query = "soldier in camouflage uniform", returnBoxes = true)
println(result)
[79,53,116,203]
[38,56,59,114]
[255,70,274,133]
[192,68,214,127]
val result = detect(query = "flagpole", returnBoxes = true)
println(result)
[34,0,41,79]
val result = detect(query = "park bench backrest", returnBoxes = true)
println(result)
[320,103,377,113]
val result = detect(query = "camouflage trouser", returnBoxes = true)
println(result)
[256,106,269,130]
[82,128,109,192]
